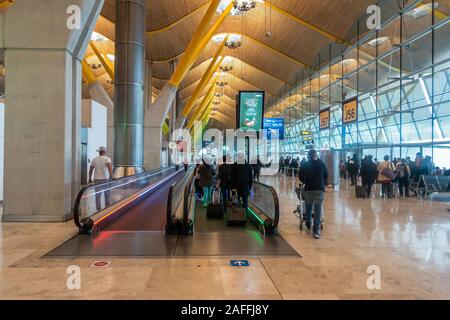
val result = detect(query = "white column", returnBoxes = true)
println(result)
[1,0,103,222]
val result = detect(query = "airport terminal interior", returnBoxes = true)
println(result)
[0,0,450,300]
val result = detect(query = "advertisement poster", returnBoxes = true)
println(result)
[238,91,265,130]
[319,108,331,130]
[342,97,358,124]
[263,118,285,139]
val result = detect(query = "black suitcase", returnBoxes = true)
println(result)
[227,190,247,226]
[355,185,366,198]
[207,188,224,219]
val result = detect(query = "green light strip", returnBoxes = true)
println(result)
[247,206,265,226]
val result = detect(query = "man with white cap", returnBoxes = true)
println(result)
[89,146,113,210]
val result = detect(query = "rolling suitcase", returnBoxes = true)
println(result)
[355,185,366,198]
[227,190,247,226]
[355,178,366,198]
[207,187,224,219]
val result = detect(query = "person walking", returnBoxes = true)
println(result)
[217,156,232,205]
[198,158,214,208]
[298,149,328,239]
[252,156,263,182]
[232,153,253,209]
[377,155,396,198]
[347,154,359,186]
[89,146,113,211]
[396,158,411,197]
[359,155,378,198]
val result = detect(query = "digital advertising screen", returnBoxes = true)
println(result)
[238,91,265,130]
[263,117,285,139]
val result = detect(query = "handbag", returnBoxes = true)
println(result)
[381,166,396,181]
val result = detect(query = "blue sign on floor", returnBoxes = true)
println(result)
[230,260,249,267]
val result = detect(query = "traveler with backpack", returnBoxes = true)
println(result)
[231,153,253,210]
[217,155,232,205]
[396,159,411,197]
[359,155,378,198]
[377,155,396,198]
[198,158,214,208]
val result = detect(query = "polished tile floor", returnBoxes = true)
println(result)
[1,176,449,300]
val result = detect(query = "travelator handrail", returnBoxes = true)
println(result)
[73,166,179,234]
[248,181,280,234]
[166,165,195,234]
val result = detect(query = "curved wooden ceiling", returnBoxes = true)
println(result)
[91,0,380,128]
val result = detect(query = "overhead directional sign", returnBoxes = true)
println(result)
[263,118,284,139]
[230,260,250,267]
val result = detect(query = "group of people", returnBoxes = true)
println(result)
[340,152,441,198]
[193,154,257,210]
[278,156,306,177]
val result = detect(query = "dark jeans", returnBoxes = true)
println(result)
[236,186,250,209]
[194,179,203,198]
[254,169,261,181]
[220,187,229,205]
[303,191,324,234]
[362,180,374,197]
[350,173,357,185]
[398,177,409,197]
[94,179,111,211]
[381,182,393,198]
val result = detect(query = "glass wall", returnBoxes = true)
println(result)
[267,0,450,167]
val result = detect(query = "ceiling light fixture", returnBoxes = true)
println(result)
[233,0,257,12]
[219,65,233,72]
[214,92,224,97]
[216,81,228,87]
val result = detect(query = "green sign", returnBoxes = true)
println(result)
[238,91,265,130]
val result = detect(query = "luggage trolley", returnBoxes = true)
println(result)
[292,185,324,231]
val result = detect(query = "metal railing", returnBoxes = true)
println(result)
[73,166,178,233]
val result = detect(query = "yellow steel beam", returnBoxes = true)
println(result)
[89,41,114,80]
[265,2,344,44]
[181,41,227,117]
[168,0,222,87]
[82,59,97,85]
[151,32,309,68]
[181,55,288,88]
[187,85,216,129]
[147,3,210,35]
[0,0,14,11]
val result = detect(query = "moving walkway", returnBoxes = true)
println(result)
[45,166,297,257]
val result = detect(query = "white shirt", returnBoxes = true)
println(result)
[91,156,112,180]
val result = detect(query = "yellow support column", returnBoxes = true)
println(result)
[82,59,97,85]
[89,41,114,80]
[186,81,217,129]
[168,0,222,87]
[181,38,228,118]
[169,1,233,87]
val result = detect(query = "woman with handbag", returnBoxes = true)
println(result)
[377,155,396,198]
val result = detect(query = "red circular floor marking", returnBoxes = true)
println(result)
[93,261,109,267]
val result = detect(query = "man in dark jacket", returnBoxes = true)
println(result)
[298,149,328,239]
[217,155,232,205]
[232,153,253,209]
[359,155,378,198]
